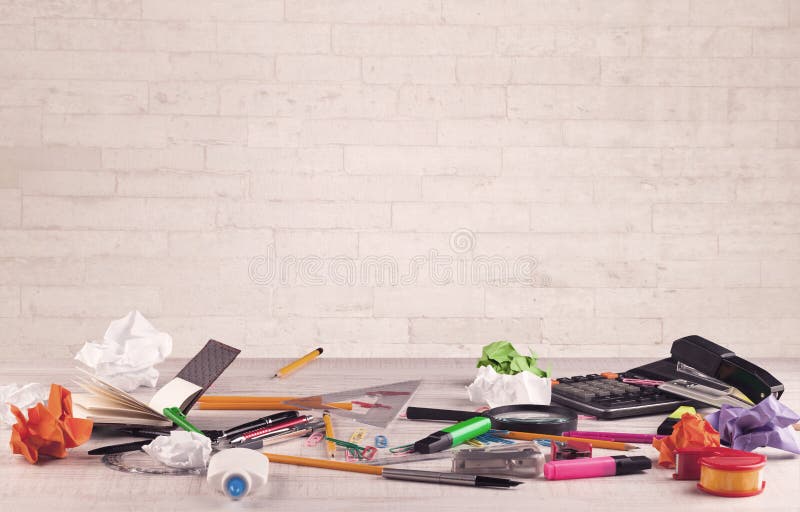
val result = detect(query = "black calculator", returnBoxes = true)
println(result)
[550,372,691,420]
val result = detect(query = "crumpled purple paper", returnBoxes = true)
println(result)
[706,396,800,454]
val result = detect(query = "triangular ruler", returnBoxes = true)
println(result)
[283,380,421,428]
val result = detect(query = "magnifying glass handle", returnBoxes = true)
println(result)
[406,407,479,423]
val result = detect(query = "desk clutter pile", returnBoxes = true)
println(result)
[3,311,800,501]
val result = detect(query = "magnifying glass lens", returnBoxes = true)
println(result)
[493,411,569,424]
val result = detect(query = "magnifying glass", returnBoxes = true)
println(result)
[406,404,577,435]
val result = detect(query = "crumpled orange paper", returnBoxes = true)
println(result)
[652,412,719,468]
[9,383,93,464]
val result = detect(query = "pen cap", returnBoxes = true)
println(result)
[414,416,492,454]
[612,455,652,475]
[207,448,269,500]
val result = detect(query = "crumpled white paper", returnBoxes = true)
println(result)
[75,311,172,392]
[143,431,212,469]
[466,366,551,408]
[0,383,50,427]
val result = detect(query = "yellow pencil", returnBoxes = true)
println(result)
[272,347,323,379]
[196,398,352,411]
[500,431,636,451]
[323,410,336,460]
[263,452,383,475]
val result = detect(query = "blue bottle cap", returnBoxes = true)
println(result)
[225,475,248,499]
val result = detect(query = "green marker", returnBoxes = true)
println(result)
[163,407,205,435]
[412,417,491,454]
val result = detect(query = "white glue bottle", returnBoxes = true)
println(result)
[207,448,269,500]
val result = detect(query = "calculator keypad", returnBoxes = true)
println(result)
[551,373,689,419]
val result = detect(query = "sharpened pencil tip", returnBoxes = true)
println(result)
[625,444,639,450]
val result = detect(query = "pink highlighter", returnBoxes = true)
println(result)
[544,455,652,480]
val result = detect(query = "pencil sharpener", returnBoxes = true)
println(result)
[673,446,757,481]
[551,440,592,461]
[452,443,544,479]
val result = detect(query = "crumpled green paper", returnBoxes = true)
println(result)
[476,341,549,378]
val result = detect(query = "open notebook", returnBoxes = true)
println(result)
[72,339,240,427]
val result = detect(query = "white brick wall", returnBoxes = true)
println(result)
[1,0,798,360]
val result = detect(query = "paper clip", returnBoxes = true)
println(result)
[466,439,484,447]
[326,436,362,450]
[306,431,325,447]
[349,428,368,444]
[361,446,377,461]
[327,436,377,462]
[345,445,378,462]
[375,435,388,448]
[389,443,414,454]
[328,437,366,461]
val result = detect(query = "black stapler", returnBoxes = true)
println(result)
[550,335,784,420]
[630,335,783,404]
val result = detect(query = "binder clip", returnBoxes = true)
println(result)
[551,439,592,461]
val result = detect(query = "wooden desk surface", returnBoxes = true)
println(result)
[1,357,799,512]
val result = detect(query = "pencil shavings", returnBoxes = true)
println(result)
[9,384,93,464]
[652,412,720,469]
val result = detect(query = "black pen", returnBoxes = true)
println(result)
[229,415,313,444]
[116,427,223,441]
[381,468,522,488]
[88,439,151,456]
[116,427,174,438]
[219,411,300,440]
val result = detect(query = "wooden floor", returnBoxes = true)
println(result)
[1,357,799,511]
